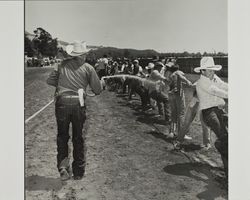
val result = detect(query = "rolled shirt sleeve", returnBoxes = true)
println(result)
[174,70,192,86]
[199,75,228,99]
[89,67,102,95]
[214,75,228,91]
[151,70,166,81]
[209,85,228,99]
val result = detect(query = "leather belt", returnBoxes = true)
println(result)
[60,95,79,99]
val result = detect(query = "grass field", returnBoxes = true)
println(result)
[25,67,228,200]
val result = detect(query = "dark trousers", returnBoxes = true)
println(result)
[150,90,171,121]
[98,69,106,79]
[109,77,123,92]
[55,96,87,177]
[129,84,150,108]
[123,78,130,94]
[202,106,228,173]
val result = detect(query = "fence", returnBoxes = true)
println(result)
[138,56,228,77]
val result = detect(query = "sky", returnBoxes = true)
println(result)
[25,0,227,53]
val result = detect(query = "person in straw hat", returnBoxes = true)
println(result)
[165,61,193,139]
[194,56,228,174]
[47,41,102,180]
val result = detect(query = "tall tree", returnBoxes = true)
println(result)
[32,27,58,58]
[24,35,35,57]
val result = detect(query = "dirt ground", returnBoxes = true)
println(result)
[25,68,228,200]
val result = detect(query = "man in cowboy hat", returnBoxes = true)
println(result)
[194,56,228,174]
[145,62,155,77]
[47,41,102,180]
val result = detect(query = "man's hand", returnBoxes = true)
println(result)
[100,78,106,90]
[186,81,193,87]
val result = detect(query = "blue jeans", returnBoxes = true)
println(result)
[202,106,228,173]
[55,95,87,177]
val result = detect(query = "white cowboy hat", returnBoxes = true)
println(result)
[194,57,222,73]
[66,41,89,57]
[145,62,154,69]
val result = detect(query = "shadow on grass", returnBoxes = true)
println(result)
[146,130,175,143]
[164,162,228,200]
[182,143,203,152]
[136,116,167,125]
[25,175,66,191]
[132,111,156,117]
[118,100,144,112]
[116,95,206,153]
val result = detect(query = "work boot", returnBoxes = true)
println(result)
[73,170,85,180]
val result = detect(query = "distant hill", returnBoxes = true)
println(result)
[89,46,159,60]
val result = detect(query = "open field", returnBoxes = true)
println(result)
[25,67,228,200]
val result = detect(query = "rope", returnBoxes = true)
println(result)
[25,99,54,124]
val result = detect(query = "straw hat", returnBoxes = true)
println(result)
[194,57,222,73]
[133,59,139,64]
[66,41,90,57]
[165,61,175,67]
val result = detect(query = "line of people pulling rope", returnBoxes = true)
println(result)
[47,41,228,181]
[99,56,228,175]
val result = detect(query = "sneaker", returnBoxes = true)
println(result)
[173,140,182,150]
[59,168,70,181]
[168,132,176,138]
[184,135,192,140]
